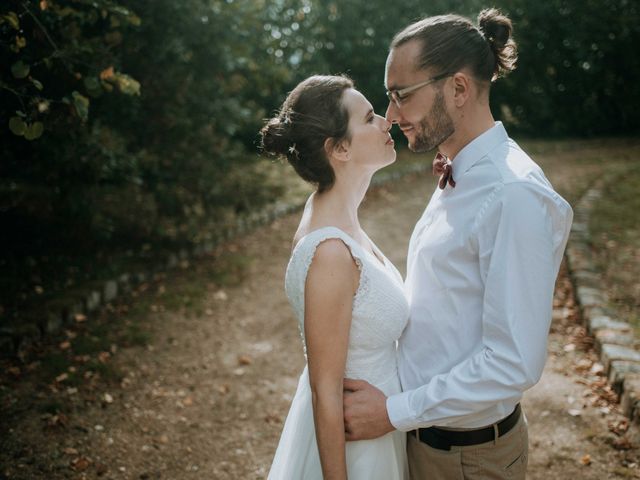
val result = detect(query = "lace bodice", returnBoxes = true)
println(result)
[284,227,409,387]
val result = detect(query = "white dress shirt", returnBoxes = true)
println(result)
[387,122,573,430]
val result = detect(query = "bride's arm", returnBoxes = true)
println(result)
[304,239,359,480]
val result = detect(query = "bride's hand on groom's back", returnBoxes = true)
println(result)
[343,379,395,441]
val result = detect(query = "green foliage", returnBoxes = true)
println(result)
[1,0,141,138]
[490,0,640,136]
[1,0,639,323]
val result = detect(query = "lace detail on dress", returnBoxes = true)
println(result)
[284,226,409,387]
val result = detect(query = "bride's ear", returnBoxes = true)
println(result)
[324,137,350,164]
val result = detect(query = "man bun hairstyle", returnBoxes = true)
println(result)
[477,8,517,81]
[391,8,517,84]
[260,75,353,193]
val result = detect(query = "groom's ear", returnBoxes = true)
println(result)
[324,137,350,164]
[451,72,471,108]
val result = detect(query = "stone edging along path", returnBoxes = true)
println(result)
[565,174,640,426]
[0,161,432,359]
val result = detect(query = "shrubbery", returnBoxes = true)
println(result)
[1,0,638,317]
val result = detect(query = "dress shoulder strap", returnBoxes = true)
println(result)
[284,227,366,322]
[293,226,365,270]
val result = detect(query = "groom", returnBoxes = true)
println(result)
[343,9,573,479]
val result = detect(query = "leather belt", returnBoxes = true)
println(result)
[411,404,522,451]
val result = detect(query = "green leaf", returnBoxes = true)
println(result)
[113,73,141,96]
[1,12,20,30]
[71,91,90,121]
[31,78,44,91]
[125,13,141,26]
[9,117,27,136]
[83,76,102,97]
[24,122,44,141]
[11,61,30,79]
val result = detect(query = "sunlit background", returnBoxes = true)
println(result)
[2,1,640,478]
[1,0,639,323]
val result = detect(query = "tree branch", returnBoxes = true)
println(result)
[21,1,59,52]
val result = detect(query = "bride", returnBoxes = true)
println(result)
[261,75,409,479]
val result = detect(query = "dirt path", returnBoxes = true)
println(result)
[2,170,639,479]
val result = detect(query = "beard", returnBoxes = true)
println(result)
[410,89,455,153]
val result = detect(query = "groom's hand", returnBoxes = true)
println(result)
[343,378,395,441]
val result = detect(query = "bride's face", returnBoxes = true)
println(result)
[340,88,396,170]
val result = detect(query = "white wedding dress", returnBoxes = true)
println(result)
[268,226,409,479]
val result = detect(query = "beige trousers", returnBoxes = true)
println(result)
[407,411,528,480]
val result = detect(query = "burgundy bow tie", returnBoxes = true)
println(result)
[432,152,456,189]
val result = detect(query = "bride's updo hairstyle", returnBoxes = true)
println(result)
[391,8,517,84]
[260,75,353,193]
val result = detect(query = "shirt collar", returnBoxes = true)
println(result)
[450,121,509,179]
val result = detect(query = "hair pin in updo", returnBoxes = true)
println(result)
[288,143,299,158]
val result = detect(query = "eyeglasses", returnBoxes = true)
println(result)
[386,72,452,107]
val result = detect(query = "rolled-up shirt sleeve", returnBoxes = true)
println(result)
[387,181,573,431]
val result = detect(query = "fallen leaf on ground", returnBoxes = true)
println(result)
[580,454,591,466]
[608,418,630,436]
[264,413,281,424]
[575,358,593,372]
[612,437,634,450]
[45,413,69,428]
[70,456,91,471]
[95,462,108,475]
[238,355,252,365]
[589,362,604,375]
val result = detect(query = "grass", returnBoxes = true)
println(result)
[588,163,640,333]
[518,137,640,205]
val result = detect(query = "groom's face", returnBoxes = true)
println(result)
[385,41,455,153]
